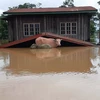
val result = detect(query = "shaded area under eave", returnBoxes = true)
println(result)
[0,32,93,48]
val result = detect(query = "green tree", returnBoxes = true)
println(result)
[8,2,42,9]
[60,0,74,7]
[36,3,42,8]
[0,15,8,39]
[90,16,97,36]
[97,1,100,43]
[90,15,98,43]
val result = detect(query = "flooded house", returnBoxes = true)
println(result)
[1,6,97,47]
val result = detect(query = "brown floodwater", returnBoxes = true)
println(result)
[0,47,100,100]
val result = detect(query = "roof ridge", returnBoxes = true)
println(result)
[3,6,97,14]
[6,6,96,10]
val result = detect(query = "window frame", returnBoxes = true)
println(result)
[23,23,40,36]
[60,22,77,35]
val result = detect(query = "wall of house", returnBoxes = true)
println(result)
[8,17,17,41]
[8,13,91,41]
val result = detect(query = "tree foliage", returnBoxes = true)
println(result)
[98,1,100,5]
[60,0,74,7]
[90,17,97,43]
[0,15,8,39]
[90,17,97,36]
[97,1,100,43]
[8,2,42,9]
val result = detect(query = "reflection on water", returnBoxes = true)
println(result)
[0,47,100,100]
[0,51,9,70]
[0,47,94,74]
[30,48,61,59]
[0,47,100,75]
[90,47,100,74]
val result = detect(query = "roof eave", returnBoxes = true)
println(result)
[3,10,97,15]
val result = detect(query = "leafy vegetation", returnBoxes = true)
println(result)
[97,1,100,43]
[0,15,8,39]
[90,16,97,43]
[8,2,42,9]
[60,0,74,7]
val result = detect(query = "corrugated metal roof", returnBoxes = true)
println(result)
[3,6,97,14]
[0,32,93,48]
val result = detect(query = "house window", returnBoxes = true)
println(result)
[60,22,77,35]
[23,23,40,36]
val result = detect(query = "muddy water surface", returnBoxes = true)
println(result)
[0,47,100,100]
